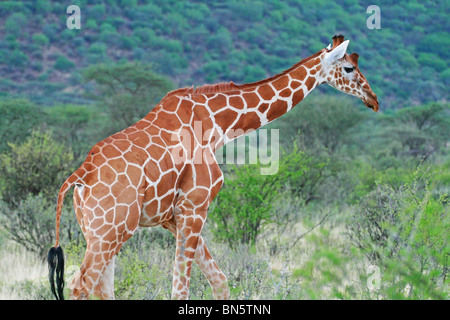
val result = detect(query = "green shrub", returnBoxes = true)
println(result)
[82,61,174,130]
[7,50,28,68]
[31,33,49,47]
[44,104,96,159]
[0,130,74,203]
[4,13,27,37]
[114,246,172,300]
[347,165,448,299]
[53,55,75,71]
[0,98,45,153]
[0,131,78,256]
[210,144,313,248]
[0,194,55,257]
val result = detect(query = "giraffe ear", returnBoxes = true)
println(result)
[324,40,350,64]
[349,53,359,65]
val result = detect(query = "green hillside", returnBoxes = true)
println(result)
[0,0,448,108]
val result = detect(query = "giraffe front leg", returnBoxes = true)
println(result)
[163,220,230,300]
[171,209,206,300]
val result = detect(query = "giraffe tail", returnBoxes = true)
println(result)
[48,245,64,300]
[47,171,81,300]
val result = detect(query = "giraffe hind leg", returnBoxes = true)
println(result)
[70,227,132,299]
[70,188,142,299]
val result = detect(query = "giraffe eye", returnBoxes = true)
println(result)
[344,67,354,73]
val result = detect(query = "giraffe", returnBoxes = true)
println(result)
[47,34,378,300]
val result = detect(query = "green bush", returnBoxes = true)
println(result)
[31,33,49,47]
[0,130,80,258]
[0,98,45,153]
[7,50,28,68]
[44,104,97,159]
[0,194,57,257]
[82,61,174,130]
[53,55,75,71]
[377,102,449,158]
[114,247,172,300]
[4,13,27,37]
[0,130,74,204]
[347,165,448,299]
[210,145,312,248]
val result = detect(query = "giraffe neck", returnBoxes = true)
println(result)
[209,51,325,149]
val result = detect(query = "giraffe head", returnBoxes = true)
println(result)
[320,34,379,112]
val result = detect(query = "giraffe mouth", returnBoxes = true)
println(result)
[365,102,378,112]
[364,95,379,112]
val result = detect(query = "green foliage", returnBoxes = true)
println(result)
[0,130,74,204]
[347,165,448,299]
[0,98,45,153]
[44,104,98,159]
[210,163,279,248]
[4,13,27,37]
[31,33,49,47]
[114,247,171,300]
[210,145,312,248]
[0,1,25,14]
[344,160,416,203]
[83,61,174,131]
[0,130,80,258]
[53,55,75,71]
[0,1,447,107]
[291,231,357,299]
[7,50,28,68]
[273,95,369,154]
[0,194,56,257]
[377,102,449,158]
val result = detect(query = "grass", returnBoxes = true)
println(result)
[0,241,48,299]
[0,203,446,300]
[1,216,359,300]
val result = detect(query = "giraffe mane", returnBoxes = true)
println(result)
[161,49,325,101]
[238,50,324,90]
[163,82,240,99]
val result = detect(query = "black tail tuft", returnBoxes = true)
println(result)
[48,246,65,300]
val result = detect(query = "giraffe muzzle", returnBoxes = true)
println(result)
[364,93,379,112]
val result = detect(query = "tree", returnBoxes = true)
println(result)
[378,102,449,158]
[53,55,75,71]
[0,130,74,204]
[0,130,78,257]
[7,49,28,68]
[0,98,45,153]
[273,95,369,154]
[44,104,96,159]
[82,62,174,132]
[347,166,448,299]
[31,33,49,47]
[4,12,27,37]
[209,144,314,248]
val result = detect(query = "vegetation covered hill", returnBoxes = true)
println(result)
[0,0,448,108]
